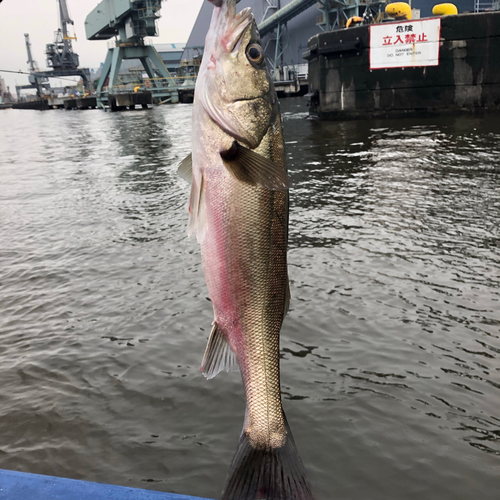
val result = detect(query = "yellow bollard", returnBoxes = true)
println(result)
[385,2,412,20]
[432,3,458,15]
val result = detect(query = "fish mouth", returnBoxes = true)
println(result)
[233,95,267,103]
[224,7,253,53]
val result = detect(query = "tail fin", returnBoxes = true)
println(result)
[222,415,313,500]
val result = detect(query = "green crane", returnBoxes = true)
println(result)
[85,0,177,107]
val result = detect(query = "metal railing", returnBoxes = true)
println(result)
[474,0,498,10]
[106,38,155,49]
[134,0,162,19]
[106,75,196,94]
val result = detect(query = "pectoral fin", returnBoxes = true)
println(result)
[220,141,291,191]
[187,172,207,243]
[201,322,238,379]
[177,153,193,184]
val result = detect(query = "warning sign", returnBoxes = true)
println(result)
[369,18,441,70]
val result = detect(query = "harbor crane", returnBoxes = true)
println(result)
[15,34,50,99]
[16,1,91,100]
[85,0,177,107]
[45,0,80,70]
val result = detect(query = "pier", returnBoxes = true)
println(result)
[12,96,98,111]
[12,99,50,111]
[63,96,98,110]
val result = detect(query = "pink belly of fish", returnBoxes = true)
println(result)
[200,169,288,448]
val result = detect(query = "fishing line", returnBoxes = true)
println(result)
[0,69,80,83]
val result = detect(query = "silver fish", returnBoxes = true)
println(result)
[178,1,313,498]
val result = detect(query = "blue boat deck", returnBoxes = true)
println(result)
[0,469,215,500]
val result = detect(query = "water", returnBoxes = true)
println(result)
[0,101,499,500]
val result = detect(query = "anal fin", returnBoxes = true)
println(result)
[201,322,238,379]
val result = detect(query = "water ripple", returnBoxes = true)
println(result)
[1,103,499,500]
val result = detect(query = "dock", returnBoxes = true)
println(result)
[12,99,50,110]
[274,78,308,97]
[63,96,98,110]
[304,11,500,120]
[0,469,214,500]
[97,77,197,109]
[11,97,99,111]
[108,90,153,110]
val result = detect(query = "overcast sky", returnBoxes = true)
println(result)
[0,0,204,92]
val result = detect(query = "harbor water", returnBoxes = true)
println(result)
[0,101,499,500]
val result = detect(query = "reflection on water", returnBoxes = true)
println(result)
[0,102,499,500]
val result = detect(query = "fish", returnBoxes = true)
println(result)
[177,1,313,499]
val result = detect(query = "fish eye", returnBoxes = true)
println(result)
[246,43,264,64]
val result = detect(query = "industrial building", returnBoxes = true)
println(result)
[97,43,186,80]
[155,43,187,74]
[0,76,13,105]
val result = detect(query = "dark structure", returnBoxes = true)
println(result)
[63,96,98,110]
[12,99,50,110]
[304,11,500,120]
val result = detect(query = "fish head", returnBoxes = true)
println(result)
[199,0,274,149]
